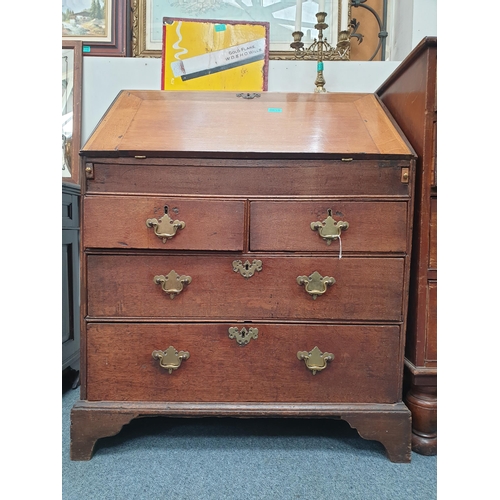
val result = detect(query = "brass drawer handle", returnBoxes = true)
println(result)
[154,270,192,299]
[297,346,334,375]
[228,327,258,346]
[146,208,185,243]
[232,259,262,279]
[152,346,190,374]
[311,209,349,245]
[297,271,335,300]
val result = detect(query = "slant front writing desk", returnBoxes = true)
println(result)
[71,91,416,462]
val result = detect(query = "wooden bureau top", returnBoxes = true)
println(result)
[81,91,414,159]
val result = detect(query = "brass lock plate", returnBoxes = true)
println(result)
[228,327,259,346]
[232,259,262,279]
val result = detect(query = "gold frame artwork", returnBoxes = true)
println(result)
[132,0,351,60]
[62,41,83,185]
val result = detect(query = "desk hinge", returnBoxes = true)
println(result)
[401,167,409,184]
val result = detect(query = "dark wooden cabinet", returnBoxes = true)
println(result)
[376,37,437,455]
[62,183,81,382]
[71,91,416,462]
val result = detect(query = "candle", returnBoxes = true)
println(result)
[295,0,303,32]
[318,0,325,12]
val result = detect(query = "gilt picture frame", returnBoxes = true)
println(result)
[62,41,83,185]
[132,0,350,60]
[62,0,129,56]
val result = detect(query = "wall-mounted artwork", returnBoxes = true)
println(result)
[62,41,83,185]
[133,0,348,60]
[62,0,129,56]
[161,18,269,91]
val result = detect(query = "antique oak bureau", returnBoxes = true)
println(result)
[71,91,416,462]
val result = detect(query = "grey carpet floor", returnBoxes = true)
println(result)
[62,387,437,500]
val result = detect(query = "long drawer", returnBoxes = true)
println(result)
[85,159,411,197]
[86,323,402,403]
[86,254,405,321]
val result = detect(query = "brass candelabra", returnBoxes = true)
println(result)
[291,12,351,93]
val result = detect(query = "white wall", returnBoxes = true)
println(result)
[81,0,437,145]
[411,0,437,47]
[387,0,414,61]
[387,0,437,61]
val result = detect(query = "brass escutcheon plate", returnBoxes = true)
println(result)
[232,259,263,279]
[228,327,259,346]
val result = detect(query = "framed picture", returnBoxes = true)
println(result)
[62,0,130,56]
[132,0,350,60]
[161,18,269,91]
[62,41,83,185]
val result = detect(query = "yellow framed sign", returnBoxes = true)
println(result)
[161,18,269,91]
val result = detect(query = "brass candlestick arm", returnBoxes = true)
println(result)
[291,12,352,93]
[291,31,304,51]
[316,11,327,24]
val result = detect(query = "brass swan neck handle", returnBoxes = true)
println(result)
[311,209,349,246]
[146,208,185,243]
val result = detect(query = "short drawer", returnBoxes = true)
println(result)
[250,200,408,253]
[87,254,405,321]
[83,195,245,251]
[86,323,402,403]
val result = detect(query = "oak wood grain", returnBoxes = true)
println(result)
[74,88,415,462]
[81,91,413,157]
[429,196,437,269]
[85,159,411,197]
[70,400,411,462]
[86,254,405,322]
[86,322,402,404]
[83,196,245,251]
[250,200,408,253]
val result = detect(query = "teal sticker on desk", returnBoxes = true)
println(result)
[83,46,91,53]
[268,108,282,113]
[215,24,226,32]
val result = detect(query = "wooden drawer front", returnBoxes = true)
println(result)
[86,160,410,197]
[83,196,245,251]
[425,281,437,366]
[86,323,402,403]
[87,254,405,321]
[428,196,437,269]
[250,201,408,253]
